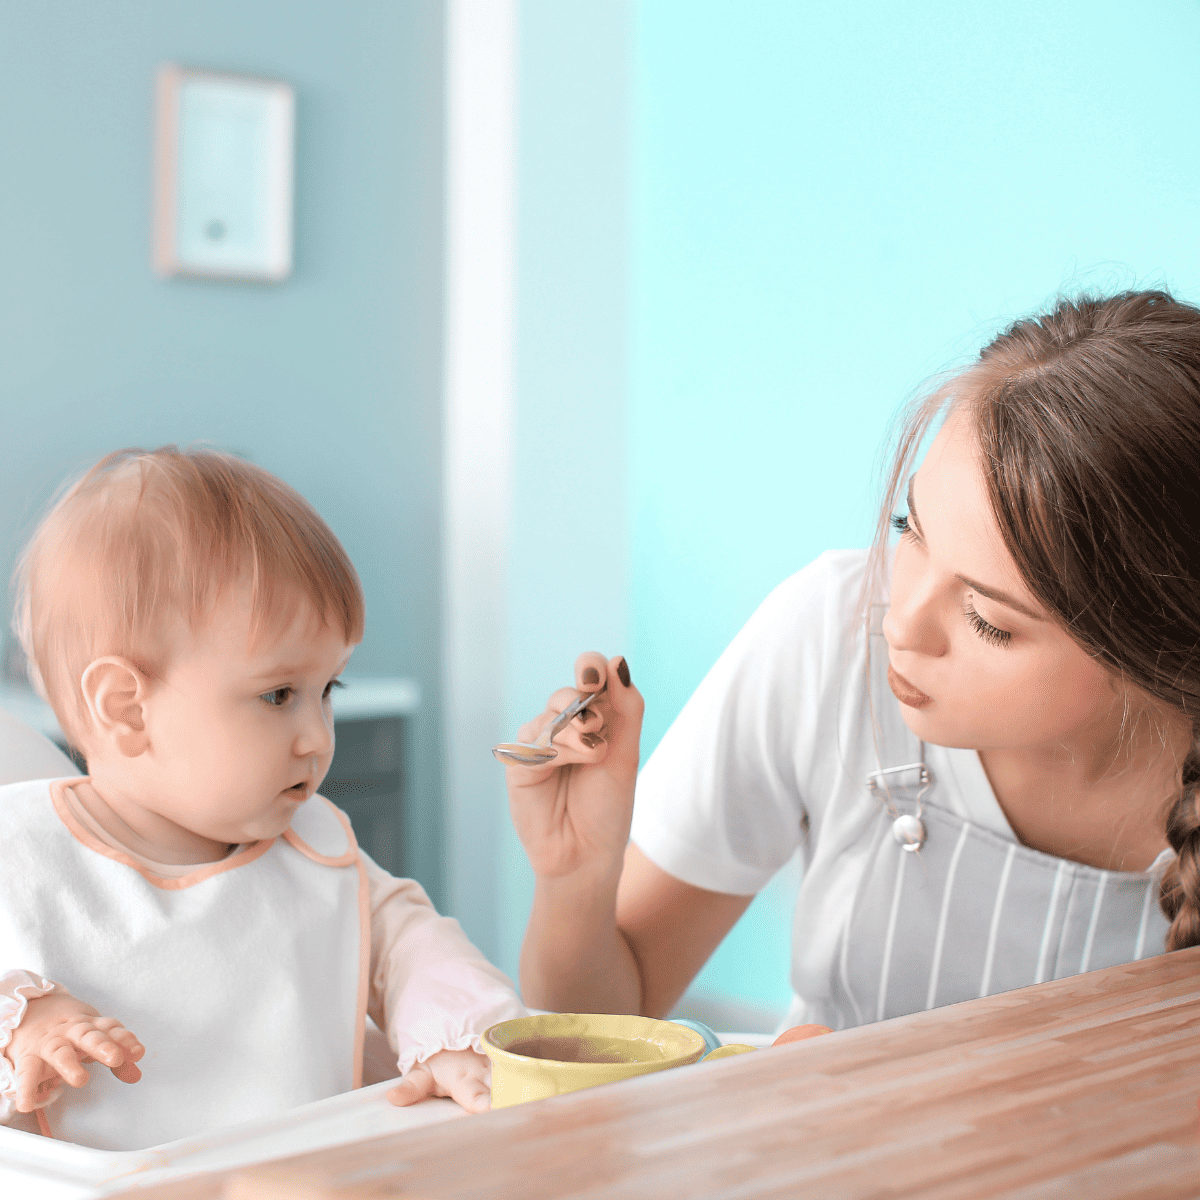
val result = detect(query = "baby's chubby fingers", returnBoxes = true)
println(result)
[41,1038,91,1089]
[386,1064,435,1108]
[76,1018,144,1069]
[11,1051,71,1112]
[446,1073,490,1114]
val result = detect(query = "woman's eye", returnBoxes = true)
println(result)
[964,602,1012,648]
[261,687,292,707]
[891,513,914,539]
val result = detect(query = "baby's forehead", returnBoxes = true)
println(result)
[178,580,350,662]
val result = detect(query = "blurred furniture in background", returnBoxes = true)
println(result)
[0,675,419,879]
[319,677,420,877]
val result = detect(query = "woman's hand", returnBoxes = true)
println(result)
[505,654,644,882]
[386,1048,491,1114]
[3,992,144,1113]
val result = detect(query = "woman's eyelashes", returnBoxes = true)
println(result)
[964,601,1012,648]
[892,512,1012,647]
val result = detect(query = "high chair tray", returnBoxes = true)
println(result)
[0,1077,465,1198]
[0,1032,771,1197]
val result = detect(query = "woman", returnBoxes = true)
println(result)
[504,290,1200,1030]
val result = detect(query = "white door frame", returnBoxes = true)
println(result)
[442,0,517,956]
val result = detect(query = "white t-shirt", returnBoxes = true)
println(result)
[631,549,1171,1030]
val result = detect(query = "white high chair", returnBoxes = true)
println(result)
[0,1019,467,1197]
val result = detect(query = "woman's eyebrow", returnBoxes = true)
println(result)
[907,476,1044,622]
[955,574,1045,621]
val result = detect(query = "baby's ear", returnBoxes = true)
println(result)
[80,657,151,758]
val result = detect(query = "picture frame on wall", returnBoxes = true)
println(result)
[153,63,294,282]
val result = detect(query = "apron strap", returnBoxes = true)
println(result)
[865,603,931,798]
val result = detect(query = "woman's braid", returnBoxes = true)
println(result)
[1161,724,1200,951]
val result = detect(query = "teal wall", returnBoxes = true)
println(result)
[631,1,1200,1016]
[10,1,1200,1021]
[0,1,448,903]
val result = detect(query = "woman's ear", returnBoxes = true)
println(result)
[80,657,151,758]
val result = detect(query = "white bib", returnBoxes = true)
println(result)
[0,778,368,1150]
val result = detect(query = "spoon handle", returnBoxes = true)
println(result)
[539,687,605,746]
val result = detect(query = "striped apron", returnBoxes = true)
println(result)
[829,610,1172,1029]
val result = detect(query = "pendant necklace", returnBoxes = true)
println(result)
[866,743,933,852]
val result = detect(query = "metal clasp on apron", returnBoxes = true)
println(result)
[866,751,934,852]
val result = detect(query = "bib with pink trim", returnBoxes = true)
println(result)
[0,778,368,1150]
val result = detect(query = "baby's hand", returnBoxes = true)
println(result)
[3,992,145,1113]
[386,1047,490,1114]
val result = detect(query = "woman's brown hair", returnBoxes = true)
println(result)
[867,289,1200,952]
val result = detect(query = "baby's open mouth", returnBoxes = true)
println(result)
[285,781,309,798]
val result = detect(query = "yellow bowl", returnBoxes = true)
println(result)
[482,1013,707,1108]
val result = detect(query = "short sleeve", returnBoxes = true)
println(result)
[630,550,865,896]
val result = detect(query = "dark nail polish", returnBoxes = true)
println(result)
[583,667,600,685]
[617,658,631,687]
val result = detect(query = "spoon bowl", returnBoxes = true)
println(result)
[492,688,603,766]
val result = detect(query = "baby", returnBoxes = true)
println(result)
[0,447,525,1150]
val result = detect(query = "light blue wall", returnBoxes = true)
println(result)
[632,1,1200,1015]
[498,0,632,979]
[0,1,448,903]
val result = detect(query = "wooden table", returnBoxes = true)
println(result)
[113,949,1200,1199]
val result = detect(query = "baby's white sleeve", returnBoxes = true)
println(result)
[363,855,526,1077]
[0,970,62,1124]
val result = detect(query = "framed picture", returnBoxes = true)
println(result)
[153,64,294,282]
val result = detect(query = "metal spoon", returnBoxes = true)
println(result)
[492,688,604,766]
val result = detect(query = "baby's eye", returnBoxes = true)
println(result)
[323,678,346,701]
[261,687,293,707]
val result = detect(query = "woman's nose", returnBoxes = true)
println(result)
[882,564,947,658]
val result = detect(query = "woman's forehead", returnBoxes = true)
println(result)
[914,407,1041,609]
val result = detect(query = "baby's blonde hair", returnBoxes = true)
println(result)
[12,447,365,749]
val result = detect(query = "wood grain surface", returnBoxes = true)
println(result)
[112,949,1200,1199]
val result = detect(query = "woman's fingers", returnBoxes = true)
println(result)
[507,654,639,782]
[574,652,610,693]
[600,655,644,761]
[386,1064,435,1108]
[536,656,640,757]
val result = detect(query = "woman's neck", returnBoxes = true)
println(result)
[977,709,1188,872]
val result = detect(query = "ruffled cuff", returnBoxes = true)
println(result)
[390,961,528,1078]
[0,971,62,1122]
